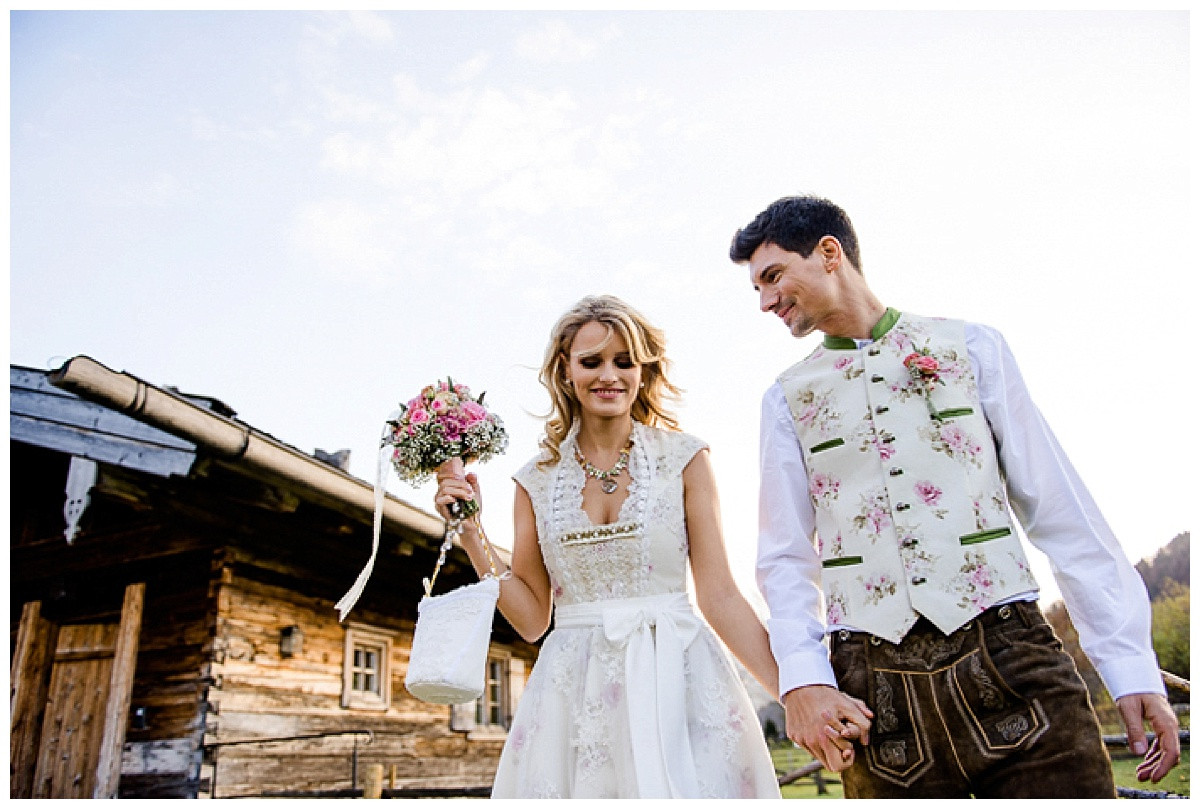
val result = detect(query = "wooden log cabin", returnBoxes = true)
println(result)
[9,358,538,798]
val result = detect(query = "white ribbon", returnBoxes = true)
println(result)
[555,593,703,798]
[335,422,394,621]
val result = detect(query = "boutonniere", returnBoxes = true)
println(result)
[903,348,943,419]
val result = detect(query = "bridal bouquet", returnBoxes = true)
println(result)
[336,377,507,622]
[384,378,509,514]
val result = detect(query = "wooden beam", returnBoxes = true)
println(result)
[93,582,145,798]
[9,601,57,799]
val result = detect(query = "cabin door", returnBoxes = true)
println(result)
[32,622,120,798]
[12,583,145,799]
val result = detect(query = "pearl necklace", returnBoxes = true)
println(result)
[574,438,633,494]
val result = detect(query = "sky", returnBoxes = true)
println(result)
[8,9,1193,614]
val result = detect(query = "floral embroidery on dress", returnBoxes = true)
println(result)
[572,697,613,777]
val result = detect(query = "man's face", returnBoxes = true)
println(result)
[746,242,831,339]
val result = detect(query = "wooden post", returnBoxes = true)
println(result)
[92,583,145,799]
[362,763,384,798]
[10,601,57,798]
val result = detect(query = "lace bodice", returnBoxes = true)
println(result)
[513,422,707,605]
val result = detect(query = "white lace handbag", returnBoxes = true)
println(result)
[405,574,500,704]
[404,502,510,704]
[335,444,508,705]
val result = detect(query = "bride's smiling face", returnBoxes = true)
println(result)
[566,321,642,420]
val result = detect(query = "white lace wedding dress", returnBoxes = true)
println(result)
[492,422,781,798]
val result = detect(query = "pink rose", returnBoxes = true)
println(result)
[904,353,939,374]
[461,401,487,425]
[408,407,430,425]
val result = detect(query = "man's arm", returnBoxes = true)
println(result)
[969,324,1178,779]
[756,385,873,771]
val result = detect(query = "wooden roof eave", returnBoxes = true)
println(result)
[48,355,446,545]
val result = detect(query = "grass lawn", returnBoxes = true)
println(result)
[770,741,1189,799]
[1110,747,1189,797]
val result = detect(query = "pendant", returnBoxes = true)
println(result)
[600,478,618,494]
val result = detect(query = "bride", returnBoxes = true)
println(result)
[435,295,782,798]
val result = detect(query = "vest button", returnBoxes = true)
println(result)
[902,538,918,548]
[868,347,881,356]
[911,576,927,585]
[896,502,911,511]
[875,405,889,414]
[889,467,903,476]
[871,375,885,383]
[881,434,896,444]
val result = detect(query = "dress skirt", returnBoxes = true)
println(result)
[490,593,781,799]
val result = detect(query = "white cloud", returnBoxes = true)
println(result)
[450,52,492,85]
[514,19,620,64]
[302,10,395,49]
[293,198,397,281]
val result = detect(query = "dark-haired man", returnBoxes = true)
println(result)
[731,195,1178,798]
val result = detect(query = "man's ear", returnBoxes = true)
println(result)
[818,235,843,270]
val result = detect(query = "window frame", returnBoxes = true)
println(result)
[341,623,394,711]
[476,654,510,729]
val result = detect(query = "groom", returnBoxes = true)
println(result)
[730,195,1178,798]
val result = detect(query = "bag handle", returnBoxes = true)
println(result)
[422,512,507,598]
[336,437,511,620]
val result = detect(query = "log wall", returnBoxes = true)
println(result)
[201,568,529,798]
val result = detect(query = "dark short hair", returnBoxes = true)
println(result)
[729,195,862,271]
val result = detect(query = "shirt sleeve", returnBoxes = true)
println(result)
[755,383,838,698]
[967,323,1164,698]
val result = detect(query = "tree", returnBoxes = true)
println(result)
[1045,600,1116,724]
[1151,579,1190,683]
[1043,532,1190,722]
[1136,532,1190,600]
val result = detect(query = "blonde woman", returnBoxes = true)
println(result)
[435,295,782,799]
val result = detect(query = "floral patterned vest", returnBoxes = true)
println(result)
[777,310,1038,642]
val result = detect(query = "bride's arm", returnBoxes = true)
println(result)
[683,450,780,697]
[435,473,553,644]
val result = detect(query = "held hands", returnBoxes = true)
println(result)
[783,685,873,773]
[1116,692,1181,784]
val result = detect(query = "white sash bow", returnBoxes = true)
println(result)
[554,593,703,798]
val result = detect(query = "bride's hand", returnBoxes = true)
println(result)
[434,469,483,527]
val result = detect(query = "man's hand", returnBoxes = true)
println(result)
[1116,692,1180,784]
[782,685,873,773]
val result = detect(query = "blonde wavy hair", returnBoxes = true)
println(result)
[537,295,681,467]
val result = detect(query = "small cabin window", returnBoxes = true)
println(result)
[342,623,394,710]
[476,656,509,729]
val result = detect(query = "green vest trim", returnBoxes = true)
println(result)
[823,307,901,349]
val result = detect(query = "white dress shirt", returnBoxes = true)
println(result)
[757,320,1164,701]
